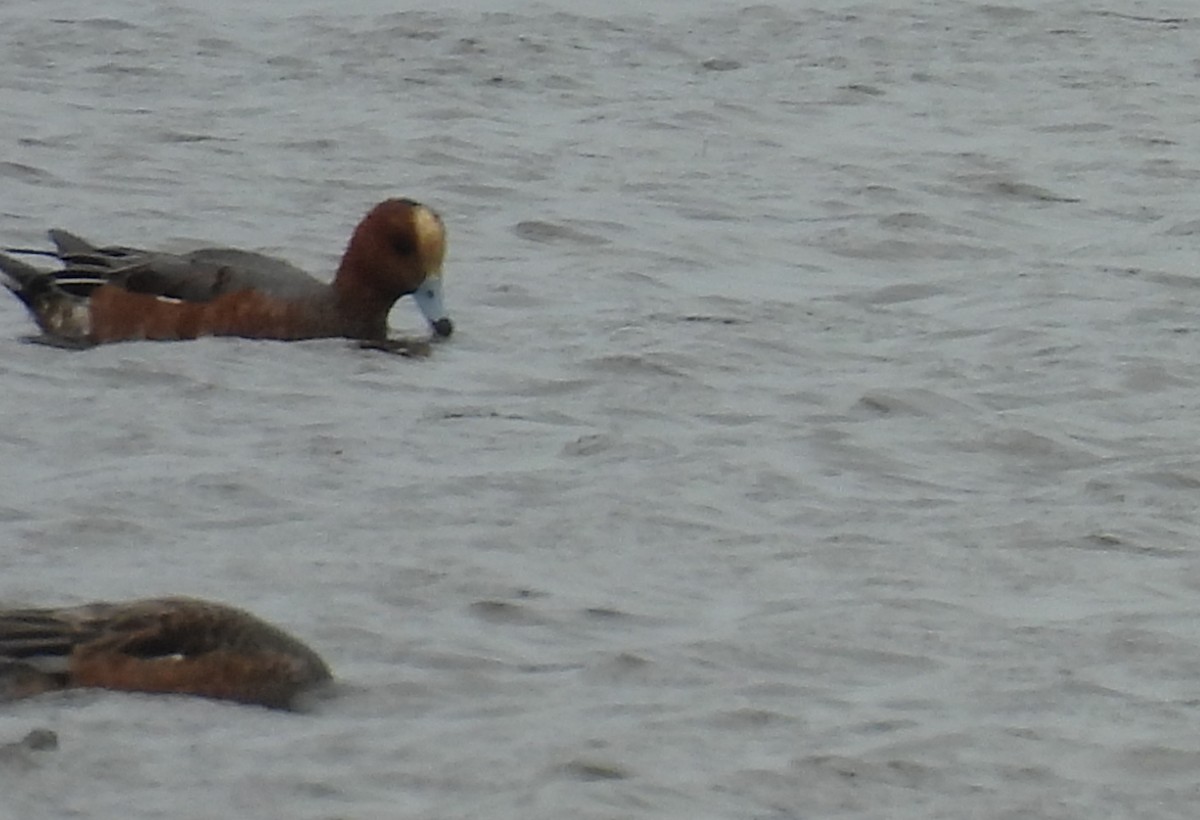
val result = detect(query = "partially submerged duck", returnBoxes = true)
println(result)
[0,597,331,709]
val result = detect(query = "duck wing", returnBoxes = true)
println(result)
[0,598,332,708]
[38,230,328,303]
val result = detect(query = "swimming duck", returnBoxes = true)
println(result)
[0,198,452,349]
[0,597,331,709]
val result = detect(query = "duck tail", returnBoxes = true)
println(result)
[0,609,79,701]
[0,659,67,701]
[1,241,99,345]
[0,251,53,312]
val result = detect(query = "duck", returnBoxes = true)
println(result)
[0,597,331,709]
[0,198,452,350]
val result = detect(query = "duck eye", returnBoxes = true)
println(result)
[391,236,415,256]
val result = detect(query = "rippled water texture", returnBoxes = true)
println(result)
[2,1,1200,817]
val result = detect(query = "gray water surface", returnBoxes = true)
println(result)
[2,2,1200,818]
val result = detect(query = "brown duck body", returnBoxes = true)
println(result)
[0,597,331,709]
[0,198,452,346]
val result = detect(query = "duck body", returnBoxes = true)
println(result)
[0,198,452,347]
[0,597,331,709]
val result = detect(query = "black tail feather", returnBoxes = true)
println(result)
[0,251,51,309]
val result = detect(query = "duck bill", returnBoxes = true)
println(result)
[413,276,453,338]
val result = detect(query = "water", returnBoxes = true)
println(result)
[2,1,1200,817]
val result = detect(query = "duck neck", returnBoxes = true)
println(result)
[333,261,400,340]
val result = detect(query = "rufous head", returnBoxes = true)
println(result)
[338,198,453,337]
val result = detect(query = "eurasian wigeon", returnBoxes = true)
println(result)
[0,597,331,709]
[0,198,452,350]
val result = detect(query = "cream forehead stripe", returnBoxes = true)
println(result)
[413,206,447,276]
